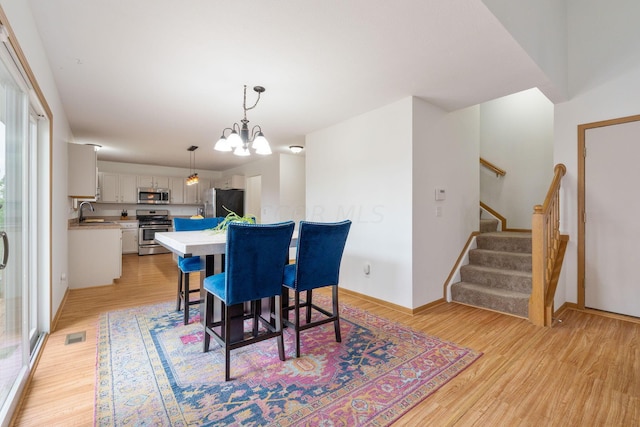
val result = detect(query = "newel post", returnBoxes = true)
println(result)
[529,205,546,326]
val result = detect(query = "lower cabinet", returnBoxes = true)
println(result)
[121,227,139,254]
[69,228,122,288]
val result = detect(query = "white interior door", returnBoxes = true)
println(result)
[585,120,640,317]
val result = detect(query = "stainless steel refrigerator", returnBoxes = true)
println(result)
[202,188,244,218]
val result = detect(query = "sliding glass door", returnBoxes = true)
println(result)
[0,39,33,421]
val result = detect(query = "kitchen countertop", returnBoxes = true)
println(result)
[68,216,137,230]
[68,215,198,230]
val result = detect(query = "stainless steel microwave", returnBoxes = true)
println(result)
[137,187,170,204]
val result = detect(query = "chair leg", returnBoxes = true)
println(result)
[294,291,301,358]
[176,269,183,311]
[332,285,341,343]
[251,301,259,337]
[183,272,190,325]
[203,291,213,352]
[306,289,313,324]
[275,295,285,361]
[224,303,232,381]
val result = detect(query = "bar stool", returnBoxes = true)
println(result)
[173,217,222,325]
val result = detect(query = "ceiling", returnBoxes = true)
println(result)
[27,0,549,171]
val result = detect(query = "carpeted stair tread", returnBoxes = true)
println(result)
[451,281,529,318]
[469,248,531,272]
[476,232,532,253]
[480,218,499,233]
[460,264,531,293]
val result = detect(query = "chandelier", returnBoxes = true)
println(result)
[214,85,272,156]
[186,145,199,186]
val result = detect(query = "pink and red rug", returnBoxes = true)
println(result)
[96,296,481,426]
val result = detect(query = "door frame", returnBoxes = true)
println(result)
[577,113,640,309]
[0,6,53,425]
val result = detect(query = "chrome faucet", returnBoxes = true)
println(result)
[78,201,94,223]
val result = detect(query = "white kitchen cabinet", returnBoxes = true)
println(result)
[137,175,169,189]
[216,174,245,190]
[120,174,138,203]
[185,178,210,204]
[69,228,122,288]
[169,177,185,204]
[120,222,139,254]
[68,143,98,198]
[99,172,138,203]
[99,172,119,203]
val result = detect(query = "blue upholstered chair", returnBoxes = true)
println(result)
[283,220,351,357]
[203,221,295,381]
[173,217,223,325]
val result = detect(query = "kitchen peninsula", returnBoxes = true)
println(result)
[68,219,123,288]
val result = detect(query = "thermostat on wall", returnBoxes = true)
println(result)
[435,188,446,201]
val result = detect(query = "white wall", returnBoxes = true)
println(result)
[223,155,282,225]
[412,99,479,306]
[97,160,222,181]
[307,97,479,309]
[555,62,640,307]
[480,88,554,228]
[2,0,74,326]
[482,0,568,102]
[553,0,640,309]
[278,154,305,224]
[566,0,640,97]
[307,98,414,307]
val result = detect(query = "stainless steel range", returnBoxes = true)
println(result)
[137,209,173,255]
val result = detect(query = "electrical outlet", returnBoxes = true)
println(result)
[436,206,442,217]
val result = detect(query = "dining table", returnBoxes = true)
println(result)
[155,228,297,342]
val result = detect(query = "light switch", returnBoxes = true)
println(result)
[435,188,446,201]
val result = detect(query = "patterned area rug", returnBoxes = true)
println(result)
[95,296,481,426]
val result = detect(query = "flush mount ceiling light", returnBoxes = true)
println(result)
[214,85,272,156]
[186,145,199,186]
[289,145,304,154]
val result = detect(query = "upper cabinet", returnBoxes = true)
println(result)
[184,178,210,204]
[96,168,216,205]
[99,172,137,203]
[68,143,97,198]
[169,177,185,204]
[137,175,169,189]
[215,174,245,189]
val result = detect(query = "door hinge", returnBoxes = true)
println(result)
[584,147,587,157]
[583,211,586,223]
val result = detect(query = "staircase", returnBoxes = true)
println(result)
[451,220,532,318]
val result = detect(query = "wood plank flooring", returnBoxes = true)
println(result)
[11,253,640,426]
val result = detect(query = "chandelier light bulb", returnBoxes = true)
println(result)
[214,136,232,152]
[226,130,242,148]
[234,145,250,156]
[252,133,271,155]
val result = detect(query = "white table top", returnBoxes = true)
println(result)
[155,229,298,257]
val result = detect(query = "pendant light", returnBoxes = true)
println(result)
[186,145,199,186]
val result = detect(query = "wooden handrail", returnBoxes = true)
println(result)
[480,157,506,177]
[479,201,507,231]
[529,164,568,326]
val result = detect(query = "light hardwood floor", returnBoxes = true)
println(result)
[11,253,640,426]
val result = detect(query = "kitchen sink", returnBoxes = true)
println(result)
[79,219,116,225]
